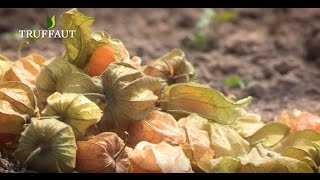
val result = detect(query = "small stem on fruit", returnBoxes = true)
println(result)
[83,93,106,100]
[25,115,31,124]
[38,116,61,120]
[163,59,174,78]
[172,73,189,82]
[113,131,129,160]
[23,146,42,169]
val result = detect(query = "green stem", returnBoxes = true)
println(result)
[18,41,30,59]
[113,131,129,160]
[172,73,189,83]
[83,93,106,100]
[38,116,61,120]
[23,146,42,169]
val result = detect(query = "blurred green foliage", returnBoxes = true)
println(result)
[190,9,238,47]
[224,75,258,90]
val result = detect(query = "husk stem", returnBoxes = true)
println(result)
[113,131,129,161]
[22,145,42,169]
[83,93,106,100]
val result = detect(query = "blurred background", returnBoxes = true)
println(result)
[1,8,320,122]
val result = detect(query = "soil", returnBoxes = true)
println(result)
[1,8,320,172]
[0,151,22,173]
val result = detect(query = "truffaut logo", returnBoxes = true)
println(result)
[47,15,56,29]
[19,15,75,39]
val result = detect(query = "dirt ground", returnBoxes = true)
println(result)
[1,8,320,128]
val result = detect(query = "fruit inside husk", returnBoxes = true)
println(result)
[42,92,103,139]
[13,118,77,173]
[75,132,130,173]
[0,81,39,144]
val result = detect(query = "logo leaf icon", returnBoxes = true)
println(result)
[47,15,56,29]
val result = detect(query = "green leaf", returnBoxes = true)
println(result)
[195,9,216,31]
[224,75,245,89]
[47,15,56,29]
[14,118,77,173]
[190,31,208,46]
[42,92,103,139]
[246,122,290,147]
[190,8,216,47]
[160,82,252,124]
[47,16,52,29]
[216,10,237,23]
[98,62,161,131]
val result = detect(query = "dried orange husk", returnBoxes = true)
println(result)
[198,156,240,173]
[75,132,130,173]
[230,110,290,148]
[42,92,102,139]
[237,144,313,173]
[0,55,13,81]
[35,56,80,105]
[246,122,290,147]
[273,129,320,171]
[177,113,214,172]
[209,119,251,158]
[128,141,193,173]
[0,81,39,144]
[277,109,320,132]
[98,62,161,131]
[144,49,197,89]
[198,144,313,173]
[13,118,77,173]
[2,54,45,88]
[230,110,265,138]
[129,56,141,69]
[166,112,250,172]
[127,110,186,147]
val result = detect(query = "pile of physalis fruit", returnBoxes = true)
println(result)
[1,9,320,173]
